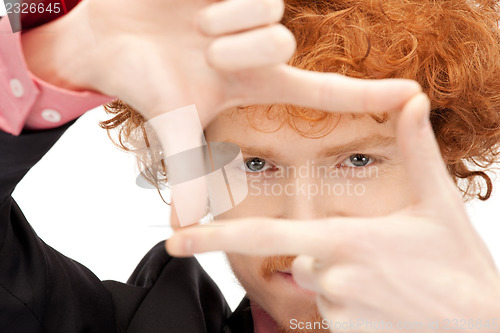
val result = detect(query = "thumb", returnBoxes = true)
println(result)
[397,93,458,207]
[244,66,423,114]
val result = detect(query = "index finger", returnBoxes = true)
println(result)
[166,216,370,258]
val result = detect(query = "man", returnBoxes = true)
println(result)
[0,0,420,331]
[1,1,499,333]
[103,0,500,332]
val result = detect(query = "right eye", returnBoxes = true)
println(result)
[244,157,275,173]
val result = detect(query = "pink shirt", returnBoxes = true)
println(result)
[0,15,112,136]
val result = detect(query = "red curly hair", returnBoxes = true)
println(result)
[101,0,500,201]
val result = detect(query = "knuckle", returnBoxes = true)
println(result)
[318,271,342,297]
[206,40,224,69]
[259,0,285,22]
[268,25,296,61]
[197,10,214,34]
[319,270,361,301]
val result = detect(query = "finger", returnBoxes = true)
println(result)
[314,265,370,303]
[294,259,366,303]
[396,93,461,208]
[291,255,319,292]
[145,105,209,227]
[166,217,370,257]
[207,25,296,71]
[197,0,285,36]
[236,65,422,113]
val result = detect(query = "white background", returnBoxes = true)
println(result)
[1,3,499,311]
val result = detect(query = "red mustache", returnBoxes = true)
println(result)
[260,256,296,280]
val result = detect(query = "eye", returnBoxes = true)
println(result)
[340,154,374,168]
[244,157,275,173]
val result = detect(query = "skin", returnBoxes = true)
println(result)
[201,108,412,331]
[168,95,500,332]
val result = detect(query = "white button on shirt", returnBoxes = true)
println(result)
[41,109,62,123]
[9,78,24,98]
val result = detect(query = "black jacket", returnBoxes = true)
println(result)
[0,124,254,332]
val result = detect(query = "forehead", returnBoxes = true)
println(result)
[205,107,398,159]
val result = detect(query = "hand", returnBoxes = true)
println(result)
[166,94,500,332]
[21,0,420,126]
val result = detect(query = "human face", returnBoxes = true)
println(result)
[203,108,413,332]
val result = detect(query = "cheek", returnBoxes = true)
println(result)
[226,254,261,285]
[226,254,267,299]
[215,183,286,220]
[337,167,412,216]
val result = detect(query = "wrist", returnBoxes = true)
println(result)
[20,1,99,92]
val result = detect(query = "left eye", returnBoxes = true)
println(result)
[341,154,374,167]
[244,157,274,172]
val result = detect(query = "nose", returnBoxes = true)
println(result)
[282,175,325,220]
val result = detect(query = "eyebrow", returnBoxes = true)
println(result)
[232,144,279,160]
[317,135,397,158]
[222,134,397,160]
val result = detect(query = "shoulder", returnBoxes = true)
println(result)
[105,241,232,333]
